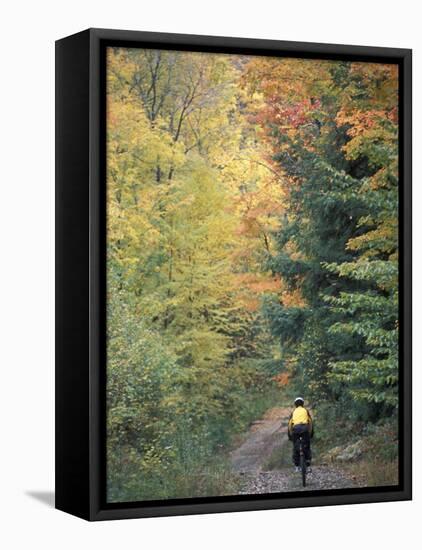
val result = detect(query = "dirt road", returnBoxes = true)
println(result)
[231,406,359,493]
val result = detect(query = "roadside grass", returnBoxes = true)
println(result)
[343,419,399,487]
[159,456,241,499]
[108,454,240,502]
[109,385,288,502]
[312,413,399,488]
[342,458,399,487]
[264,434,398,489]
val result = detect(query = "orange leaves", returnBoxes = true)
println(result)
[336,108,397,138]
[310,62,398,175]
[335,62,398,163]
[337,109,378,134]
[234,273,282,312]
[273,372,290,387]
[243,58,332,102]
[236,273,282,294]
[280,288,307,308]
[233,272,306,313]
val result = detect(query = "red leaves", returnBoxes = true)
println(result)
[253,97,320,131]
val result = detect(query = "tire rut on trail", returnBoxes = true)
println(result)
[231,406,360,494]
[231,407,290,474]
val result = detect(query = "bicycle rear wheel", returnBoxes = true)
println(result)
[300,453,306,487]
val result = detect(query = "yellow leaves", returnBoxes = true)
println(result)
[174,328,232,369]
[106,47,311,376]
[105,48,403,499]
[108,100,184,175]
[346,218,398,259]
[348,62,398,110]
[366,166,398,190]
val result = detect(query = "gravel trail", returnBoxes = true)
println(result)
[231,406,360,494]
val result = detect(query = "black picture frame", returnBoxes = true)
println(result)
[55,28,412,521]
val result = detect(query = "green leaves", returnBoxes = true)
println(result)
[253,56,399,418]
[106,48,286,502]
[106,49,399,500]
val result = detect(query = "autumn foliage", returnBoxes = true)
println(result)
[106,48,399,501]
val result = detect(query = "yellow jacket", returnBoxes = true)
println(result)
[288,406,313,438]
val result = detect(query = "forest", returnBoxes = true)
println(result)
[106,47,399,501]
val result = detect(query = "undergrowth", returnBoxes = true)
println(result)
[264,401,399,489]
[108,385,285,502]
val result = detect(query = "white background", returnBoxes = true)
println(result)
[0,0,419,548]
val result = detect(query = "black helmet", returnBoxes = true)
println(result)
[294,396,304,406]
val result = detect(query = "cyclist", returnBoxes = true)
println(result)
[287,397,314,472]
